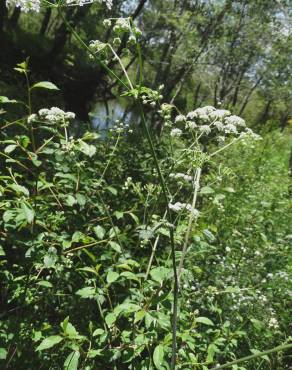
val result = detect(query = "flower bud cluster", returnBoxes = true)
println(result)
[102,17,142,46]
[141,89,163,107]
[109,120,133,134]
[158,103,172,126]
[88,40,108,60]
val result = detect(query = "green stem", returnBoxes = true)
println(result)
[138,102,178,370]
[57,7,129,91]
[211,342,292,370]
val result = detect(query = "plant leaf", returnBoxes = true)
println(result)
[153,344,164,369]
[36,335,63,351]
[31,81,59,90]
[196,316,214,326]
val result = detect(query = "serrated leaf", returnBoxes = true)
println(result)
[10,184,29,197]
[105,312,117,327]
[78,140,96,157]
[106,271,119,284]
[36,335,63,351]
[21,203,34,223]
[120,271,140,282]
[109,241,121,253]
[75,286,96,299]
[134,310,146,323]
[93,225,105,240]
[31,81,59,90]
[150,266,171,283]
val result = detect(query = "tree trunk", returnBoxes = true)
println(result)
[9,6,21,27]
[0,0,7,34]
[40,8,52,35]
[238,76,262,115]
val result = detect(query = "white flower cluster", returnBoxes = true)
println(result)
[172,105,261,140]
[6,0,112,12]
[169,202,199,217]
[38,107,75,125]
[268,317,279,329]
[6,0,40,12]
[113,18,131,33]
[170,173,193,182]
[109,120,133,134]
[170,128,182,137]
[88,40,108,60]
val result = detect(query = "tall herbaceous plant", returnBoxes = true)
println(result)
[1,1,291,370]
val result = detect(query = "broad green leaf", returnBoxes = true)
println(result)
[120,271,140,282]
[78,140,96,157]
[66,195,77,207]
[105,312,117,327]
[153,344,164,369]
[150,266,171,283]
[200,186,214,194]
[64,351,80,370]
[43,255,56,268]
[109,241,121,253]
[36,335,63,351]
[0,348,7,360]
[0,96,17,103]
[37,281,53,288]
[65,322,78,338]
[21,203,35,223]
[196,317,214,326]
[31,81,59,90]
[10,184,29,197]
[87,349,102,358]
[4,144,17,153]
[134,310,146,323]
[93,225,105,240]
[0,246,5,256]
[92,328,105,337]
[106,271,119,284]
[75,286,96,299]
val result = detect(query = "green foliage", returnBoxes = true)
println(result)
[0,2,291,369]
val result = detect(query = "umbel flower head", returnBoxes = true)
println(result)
[173,105,259,140]
[6,0,112,12]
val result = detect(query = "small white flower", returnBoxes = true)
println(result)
[103,19,111,27]
[169,202,185,212]
[27,114,37,124]
[209,109,231,120]
[185,121,197,130]
[225,115,246,127]
[175,114,186,123]
[199,125,211,134]
[170,173,192,182]
[214,121,224,131]
[224,123,237,134]
[170,128,182,137]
